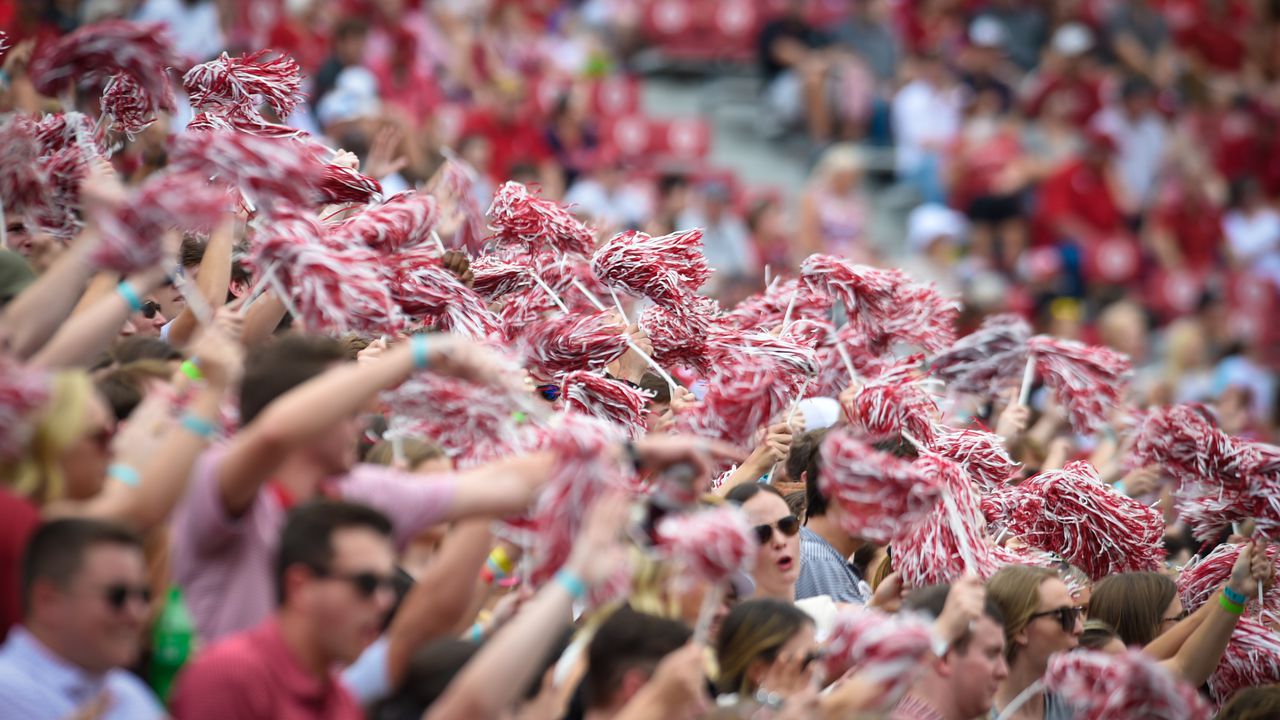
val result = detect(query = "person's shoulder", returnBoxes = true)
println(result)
[181,628,272,685]
[105,669,166,716]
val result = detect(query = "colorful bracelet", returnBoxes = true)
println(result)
[179,414,218,441]
[107,463,141,487]
[469,623,484,642]
[180,359,203,382]
[410,334,430,370]
[554,569,587,600]
[1219,593,1245,616]
[116,281,144,313]
[1223,585,1248,606]
[488,546,515,576]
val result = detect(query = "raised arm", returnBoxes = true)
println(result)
[0,229,99,358]
[30,264,169,369]
[166,217,235,348]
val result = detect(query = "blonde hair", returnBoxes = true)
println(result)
[715,598,813,696]
[813,143,863,186]
[2,372,94,506]
[987,565,1058,664]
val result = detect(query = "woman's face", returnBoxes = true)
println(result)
[1019,579,1082,670]
[748,622,818,692]
[1158,596,1185,638]
[741,492,801,598]
[829,167,860,195]
[60,391,115,502]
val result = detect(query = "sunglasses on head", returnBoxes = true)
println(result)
[104,584,152,612]
[1029,605,1084,633]
[753,515,801,545]
[315,569,398,599]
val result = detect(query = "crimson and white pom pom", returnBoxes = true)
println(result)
[488,181,594,257]
[1207,619,1280,705]
[1130,404,1243,485]
[1027,336,1132,435]
[929,428,1020,493]
[0,31,8,56]
[1045,649,1210,720]
[819,428,940,543]
[869,279,958,353]
[591,228,709,307]
[997,461,1163,581]
[0,359,51,462]
[561,371,652,437]
[655,505,756,586]
[330,191,438,253]
[183,50,303,118]
[185,107,301,138]
[519,311,628,379]
[1177,542,1280,614]
[893,455,999,586]
[386,246,498,339]
[31,147,91,238]
[101,73,161,138]
[525,414,630,584]
[810,322,890,398]
[639,299,720,373]
[846,361,939,446]
[471,253,536,300]
[801,254,904,322]
[674,348,799,448]
[169,130,326,210]
[316,164,382,206]
[438,155,486,252]
[0,116,46,216]
[822,608,934,710]
[29,20,180,112]
[929,313,1031,398]
[383,374,523,461]
[710,330,817,385]
[725,278,831,331]
[90,171,227,274]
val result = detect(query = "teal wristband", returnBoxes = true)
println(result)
[116,281,144,312]
[1223,585,1247,605]
[107,463,141,487]
[410,334,430,370]
[469,623,484,642]
[554,569,587,600]
[180,414,218,440]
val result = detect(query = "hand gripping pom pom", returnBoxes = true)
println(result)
[386,246,498,339]
[819,428,941,543]
[591,228,710,308]
[823,608,935,711]
[654,506,757,586]
[1045,649,1211,720]
[488,181,594,257]
[560,371,653,438]
[1177,542,1280,614]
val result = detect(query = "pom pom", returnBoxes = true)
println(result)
[30,146,91,238]
[471,253,536,300]
[488,181,594,257]
[674,347,803,448]
[437,154,487,253]
[708,330,817,383]
[654,505,757,586]
[928,314,1031,398]
[89,171,227,274]
[822,608,935,710]
[929,428,1020,493]
[590,228,709,307]
[0,116,46,217]
[316,164,382,206]
[818,428,940,543]
[101,73,161,138]
[185,107,302,138]
[995,461,1164,581]
[893,454,999,586]
[519,311,628,379]
[801,254,904,325]
[809,322,891,398]
[29,20,180,113]
[168,130,326,210]
[1207,619,1280,705]
[867,279,958,353]
[383,373,524,462]
[385,246,498,339]
[845,361,939,446]
[724,278,831,331]
[1045,649,1211,720]
[182,50,304,119]
[0,359,50,462]
[560,371,653,437]
[329,191,438,253]
[639,298,721,374]
[1177,542,1280,614]
[1027,336,1132,435]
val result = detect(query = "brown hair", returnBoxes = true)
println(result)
[1079,619,1120,651]
[1088,572,1177,647]
[239,333,347,425]
[986,565,1058,664]
[96,360,175,420]
[1216,685,1280,720]
[715,598,812,696]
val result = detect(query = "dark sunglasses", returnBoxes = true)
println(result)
[316,569,398,599]
[1029,605,1085,633]
[140,300,161,319]
[753,515,801,545]
[537,384,561,402]
[104,584,152,612]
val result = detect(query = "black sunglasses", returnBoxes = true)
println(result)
[315,569,398,599]
[1029,605,1084,633]
[104,584,152,612]
[753,515,801,545]
[140,300,161,319]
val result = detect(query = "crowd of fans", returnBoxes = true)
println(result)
[0,1,1279,720]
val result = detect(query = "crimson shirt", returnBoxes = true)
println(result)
[171,618,362,720]
[0,489,41,643]
[1034,159,1125,245]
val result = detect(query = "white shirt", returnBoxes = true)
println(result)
[563,178,652,230]
[891,80,962,175]
[1223,207,1280,264]
[134,0,225,62]
[1092,107,1167,207]
[0,627,164,720]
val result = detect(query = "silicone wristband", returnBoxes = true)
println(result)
[1219,593,1245,616]
[410,334,430,370]
[180,359,203,381]
[116,281,144,312]
[554,569,587,600]
[180,414,218,440]
[1222,585,1247,606]
[489,546,515,575]
[107,463,141,487]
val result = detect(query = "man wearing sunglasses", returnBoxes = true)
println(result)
[0,518,162,719]
[172,500,397,720]
[792,430,872,604]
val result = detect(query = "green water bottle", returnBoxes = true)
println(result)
[149,586,195,704]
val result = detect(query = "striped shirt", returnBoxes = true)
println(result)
[794,527,869,604]
[170,446,458,644]
[0,627,163,720]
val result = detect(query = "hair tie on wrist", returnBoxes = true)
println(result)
[410,334,430,370]
[180,359,203,382]
[107,464,141,487]
[554,569,587,600]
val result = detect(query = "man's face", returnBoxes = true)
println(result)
[310,528,397,664]
[41,544,150,674]
[947,616,1008,718]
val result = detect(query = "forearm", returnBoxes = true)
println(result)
[0,231,97,358]
[1144,598,1210,661]
[30,268,167,369]
[714,449,771,497]
[449,452,556,519]
[169,218,235,347]
[1165,592,1244,686]
[240,292,288,346]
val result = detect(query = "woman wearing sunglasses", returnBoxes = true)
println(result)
[986,565,1082,720]
[725,484,803,602]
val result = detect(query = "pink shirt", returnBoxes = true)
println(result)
[170,446,457,644]
[171,618,361,720]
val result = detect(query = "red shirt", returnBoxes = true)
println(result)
[464,110,552,183]
[1153,182,1223,272]
[1034,159,1124,245]
[1025,72,1103,127]
[0,489,40,643]
[171,618,362,720]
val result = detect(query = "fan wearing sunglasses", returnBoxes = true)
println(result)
[120,297,169,339]
[986,566,1081,720]
[173,501,397,720]
[725,484,802,601]
[0,518,163,719]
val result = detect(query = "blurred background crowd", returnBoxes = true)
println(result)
[3,0,1278,442]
